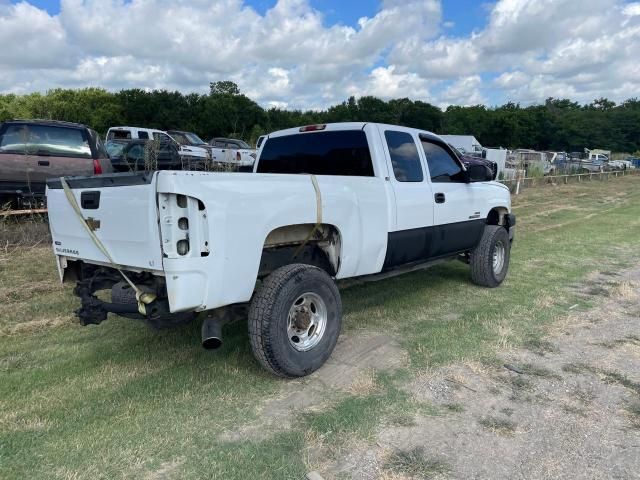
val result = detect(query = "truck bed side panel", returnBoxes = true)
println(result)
[156,171,388,311]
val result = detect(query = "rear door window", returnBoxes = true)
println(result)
[109,130,132,140]
[0,124,91,158]
[257,130,374,176]
[384,130,423,182]
[138,131,149,140]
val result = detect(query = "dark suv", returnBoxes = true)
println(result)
[0,119,112,207]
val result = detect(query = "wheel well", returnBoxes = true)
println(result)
[487,207,509,227]
[258,223,342,278]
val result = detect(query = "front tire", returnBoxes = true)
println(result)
[470,225,511,288]
[248,264,342,377]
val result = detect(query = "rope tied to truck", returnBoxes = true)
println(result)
[292,174,323,260]
[59,177,157,315]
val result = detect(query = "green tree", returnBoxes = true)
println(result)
[209,81,240,96]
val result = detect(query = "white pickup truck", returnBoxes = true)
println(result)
[46,122,515,377]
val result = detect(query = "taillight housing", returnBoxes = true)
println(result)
[236,151,242,162]
[93,159,103,175]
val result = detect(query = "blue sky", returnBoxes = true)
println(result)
[13,0,489,36]
[2,0,639,109]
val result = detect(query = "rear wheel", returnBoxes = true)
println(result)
[470,225,510,288]
[248,264,342,377]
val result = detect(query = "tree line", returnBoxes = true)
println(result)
[0,81,638,153]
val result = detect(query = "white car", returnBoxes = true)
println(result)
[46,122,515,377]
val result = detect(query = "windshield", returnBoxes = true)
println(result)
[448,144,464,158]
[185,132,206,145]
[168,132,187,145]
[213,138,251,149]
[233,139,251,149]
[0,124,91,157]
[170,131,206,146]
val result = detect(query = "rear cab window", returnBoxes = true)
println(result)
[0,123,91,158]
[257,130,374,176]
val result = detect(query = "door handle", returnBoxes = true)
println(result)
[80,191,101,209]
[435,192,446,204]
[38,160,50,166]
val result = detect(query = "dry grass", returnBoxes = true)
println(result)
[350,369,379,396]
[383,447,450,479]
[0,213,50,247]
[612,281,638,300]
[478,415,517,435]
[2,315,72,336]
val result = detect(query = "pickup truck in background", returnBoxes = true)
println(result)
[209,137,256,170]
[46,122,515,377]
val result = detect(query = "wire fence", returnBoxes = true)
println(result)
[499,169,640,194]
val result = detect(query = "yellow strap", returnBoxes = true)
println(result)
[293,174,323,259]
[60,177,156,314]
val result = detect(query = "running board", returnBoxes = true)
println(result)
[338,258,451,288]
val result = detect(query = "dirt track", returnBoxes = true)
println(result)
[323,266,640,479]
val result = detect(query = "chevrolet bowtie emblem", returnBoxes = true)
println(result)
[86,217,101,231]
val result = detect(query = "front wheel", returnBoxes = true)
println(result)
[470,225,511,288]
[248,264,342,377]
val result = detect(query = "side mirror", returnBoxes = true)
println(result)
[466,164,493,182]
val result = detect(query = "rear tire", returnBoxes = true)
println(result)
[470,225,510,288]
[248,264,342,377]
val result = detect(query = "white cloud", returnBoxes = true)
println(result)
[0,2,70,68]
[352,66,432,100]
[439,75,486,108]
[624,2,640,16]
[0,0,638,109]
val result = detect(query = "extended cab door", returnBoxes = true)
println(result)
[420,135,486,257]
[379,127,434,268]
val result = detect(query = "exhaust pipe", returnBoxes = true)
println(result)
[201,316,223,349]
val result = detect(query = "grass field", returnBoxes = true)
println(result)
[1,175,640,479]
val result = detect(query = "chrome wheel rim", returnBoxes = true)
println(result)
[493,240,506,275]
[287,292,327,352]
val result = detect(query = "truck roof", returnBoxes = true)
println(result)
[267,122,443,141]
[3,119,90,129]
[107,126,165,133]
